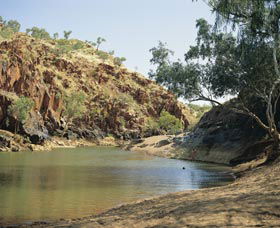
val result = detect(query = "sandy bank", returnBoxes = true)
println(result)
[128,135,180,158]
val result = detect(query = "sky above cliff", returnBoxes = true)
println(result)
[0,0,214,76]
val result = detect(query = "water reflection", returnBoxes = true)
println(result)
[0,147,233,224]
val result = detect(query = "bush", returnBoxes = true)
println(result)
[26,27,50,39]
[145,117,160,133]
[0,27,14,39]
[63,30,72,40]
[188,104,211,119]
[62,92,87,134]
[158,111,183,134]
[6,20,20,32]
[8,96,34,133]
[72,40,84,50]
[63,91,87,122]
[144,111,183,135]
[0,17,21,39]
[114,57,126,66]
[96,50,109,62]
[54,39,85,55]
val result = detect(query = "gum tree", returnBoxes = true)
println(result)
[206,0,280,158]
[63,30,72,40]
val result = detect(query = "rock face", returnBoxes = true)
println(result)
[177,104,267,165]
[0,34,193,144]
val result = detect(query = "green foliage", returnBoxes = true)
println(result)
[26,27,50,39]
[0,16,21,39]
[72,40,84,50]
[54,39,72,55]
[85,37,106,50]
[54,39,85,55]
[8,96,34,123]
[158,111,183,134]
[108,50,115,56]
[114,57,126,66]
[145,117,159,133]
[203,0,280,148]
[6,20,20,32]
[188,104,211,119]
[119,116,126,128]
[85,40,96,47]
[95,37,106,50]
[148,41,204,103]
[145,111,183,135]
[8,96,34,133]
[0,27,14,39]
[149,43,202,102]
[53,32,59,39]
[149,41,174,67]
[63,91,87,122]
[96,50,109,62]
[149,16,277,106]
[63,30,72,40]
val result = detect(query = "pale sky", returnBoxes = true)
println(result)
[0,0,214,76]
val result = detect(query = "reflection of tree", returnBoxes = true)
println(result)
[0,172,14,186]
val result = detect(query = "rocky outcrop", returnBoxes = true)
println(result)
[0,34,193,148]
[176,104,268,165]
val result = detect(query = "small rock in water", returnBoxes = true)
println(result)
[182,167,185,170]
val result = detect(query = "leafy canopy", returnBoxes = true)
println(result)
[149,16,276,106]
[8,96,34,123]
[63,92,87,122]
[26,27,51,39]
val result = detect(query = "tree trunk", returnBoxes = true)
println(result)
[267,131,280,162]
[14,120,18,135]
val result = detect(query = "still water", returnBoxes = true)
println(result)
[0,147,233,224]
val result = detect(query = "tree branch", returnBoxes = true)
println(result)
[231,107,270,132]
[189,95,222,106]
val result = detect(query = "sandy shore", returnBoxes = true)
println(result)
[128,135,180,158]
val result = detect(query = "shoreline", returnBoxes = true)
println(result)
[0,129,128,153]
[4,157,279,228]
[1,134,279,227]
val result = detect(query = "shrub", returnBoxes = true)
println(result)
[64,92,86,121]
[26,27,50,39]
[145,117,160,133]
[63,30,72,40]
[114,57,126,66]
[119,116,126,128]
[0,27,14,39]
[53,32,59,39]
[54,39,85,55]
[6,20,20,32]
[72,41,84,50]
[96,50,109,62]
[158,111,183,134]
[0,17,21,39]
[63,91,87,134]
[95,37,106,50]
[8,96,34,134]
[188,104,211,119]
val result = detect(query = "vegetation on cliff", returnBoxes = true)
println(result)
[0,16,194,151]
